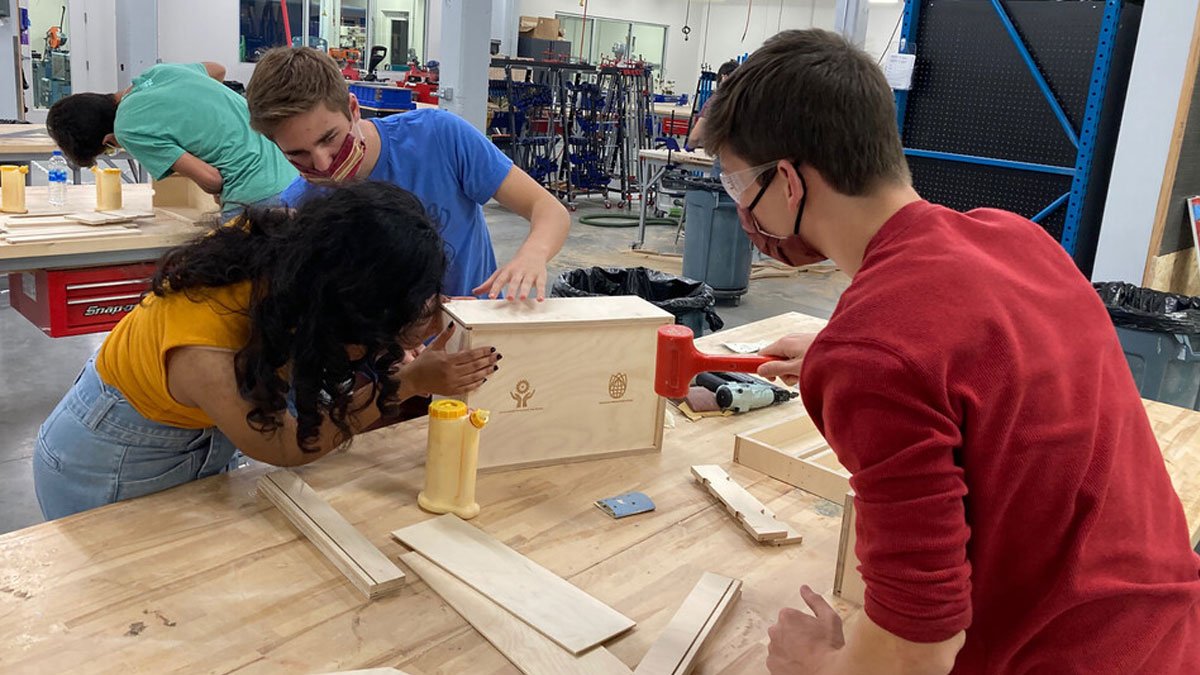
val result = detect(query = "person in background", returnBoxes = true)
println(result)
[704,28,1200,674]
[33,181,498,520]
[686,59,739,151]
[245,47,570,301]
[45,61,297,216]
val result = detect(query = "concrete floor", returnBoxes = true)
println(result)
[0,200,848,534]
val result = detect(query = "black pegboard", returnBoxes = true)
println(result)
[900,0,1142,273]
[908,156,1070,240]
[903,0,1103,167]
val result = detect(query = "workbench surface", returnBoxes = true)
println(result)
[1,312,1196,673]
[0,184,207,271]
[638,147,715,168]
[0,123,58,154]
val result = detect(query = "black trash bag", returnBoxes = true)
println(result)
[1094,282,1200,334]
[553,266,725,333]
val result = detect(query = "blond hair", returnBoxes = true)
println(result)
[246,47,351,137]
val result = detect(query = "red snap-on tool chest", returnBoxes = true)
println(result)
[8,263,154,337]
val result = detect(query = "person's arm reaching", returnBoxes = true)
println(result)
[767,586,964,675]
[166,325,498,467]
[686,116,708,150]
[170,152,224,195]
[762,337,971,673]
[476,166,570,301]
[202,61,227,81]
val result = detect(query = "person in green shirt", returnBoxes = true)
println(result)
[46,61,297,214]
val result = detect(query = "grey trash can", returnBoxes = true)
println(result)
[682,178,753,305]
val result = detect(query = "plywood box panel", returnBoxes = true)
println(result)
[732,415,851,504]
[442,297,673,471]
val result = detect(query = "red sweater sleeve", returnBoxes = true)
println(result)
[802,337,973,642]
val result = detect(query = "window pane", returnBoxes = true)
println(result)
[593,18,629,64]
[629,22,666,70]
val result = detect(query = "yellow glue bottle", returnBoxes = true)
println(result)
[1,165,29,213]
[418,400,489,520]
[93,167,122,211]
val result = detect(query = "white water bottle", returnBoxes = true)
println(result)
[47,151,69,207]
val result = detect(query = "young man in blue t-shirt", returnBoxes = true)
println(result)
[245,47,569,301]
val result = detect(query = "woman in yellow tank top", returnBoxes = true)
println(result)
[33,181,500,519]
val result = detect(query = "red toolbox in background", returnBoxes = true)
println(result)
[8,263,154,337]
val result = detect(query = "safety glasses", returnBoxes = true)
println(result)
[720,160,778,203]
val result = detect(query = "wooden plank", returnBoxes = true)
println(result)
[3,215,78,228]
[391,514,636,654]
[3,224,134,237]
[314,669,413,675]
[1143,4,1200,290]
[690,465,802,545]
[733,415,852,504]
[65,212,134,226]
[314,662,417,667]
[633,572,741,675]
[401,552,632,675]
[257,470,405,600]
[443,296,673,328]
[3,228,143,244]
[833,492,865,606]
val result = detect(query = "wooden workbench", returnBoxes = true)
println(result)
[0,122,57,155]
[0,124,145,184]
[1,312,1196,673]
[0,184,207,273]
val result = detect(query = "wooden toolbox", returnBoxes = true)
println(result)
[442,297,674,471]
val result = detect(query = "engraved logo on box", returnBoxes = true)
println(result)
[608,373,628,400]
[601,372,633,405]
[511,380,535,408]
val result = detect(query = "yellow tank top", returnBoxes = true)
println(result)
[95,282,252,428]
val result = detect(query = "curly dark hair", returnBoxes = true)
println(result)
[46,93,118,167]
[151,181,447,452]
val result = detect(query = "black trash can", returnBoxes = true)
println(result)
[1095,282,1200,410]
[552,267,724,336]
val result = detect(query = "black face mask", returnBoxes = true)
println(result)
[737,165,826,267]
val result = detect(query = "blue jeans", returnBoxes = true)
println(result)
[33,358,240,520]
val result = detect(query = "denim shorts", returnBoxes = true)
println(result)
[33,357,240,520]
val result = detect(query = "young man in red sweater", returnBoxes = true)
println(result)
[704,29,1200,674]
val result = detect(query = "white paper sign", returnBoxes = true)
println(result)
[884,53,917,91]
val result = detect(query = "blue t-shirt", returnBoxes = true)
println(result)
[281,110,514,296]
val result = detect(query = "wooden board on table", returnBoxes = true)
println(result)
[65,212,136,226]
[257,470,405,600]
[314,662,417,667]
[402,552,632,675]
[633,572,741,675]
[690,465,802,545]
[833,492,864,605]
[314,669,414,675]
[392,514,636,654]
[3,226,143,244]
[733,415,852,504]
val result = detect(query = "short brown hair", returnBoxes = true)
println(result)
[705,29,909,195]
[246,47,351,137]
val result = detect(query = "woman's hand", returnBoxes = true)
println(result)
[394,323,499,397]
